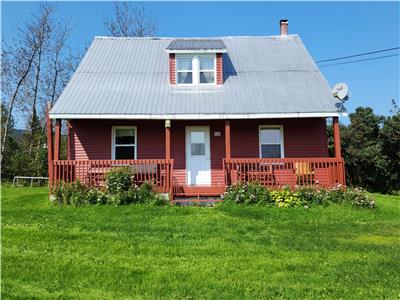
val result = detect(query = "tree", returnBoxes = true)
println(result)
[341,107,389,191]
[104,2,157,37]
[1,40,37,159]
[380,111,400,191]
[1,3,78,178]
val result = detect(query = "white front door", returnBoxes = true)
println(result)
[186,126,211,185]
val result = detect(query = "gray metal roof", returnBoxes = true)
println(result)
[166,39,226,51]
[50,35,343,119]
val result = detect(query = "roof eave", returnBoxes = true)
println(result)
[49,112,348,120]
[166,49,227,54]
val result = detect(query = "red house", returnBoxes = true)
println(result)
[47,20,346,202]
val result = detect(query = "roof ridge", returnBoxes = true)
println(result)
[94,34,299,40]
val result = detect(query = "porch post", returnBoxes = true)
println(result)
[46,104,54,185]
[165,120,171,160]
[333,117,341,158]
[225,120,231,159]
[67,121,71,160]
[54,119,61,161]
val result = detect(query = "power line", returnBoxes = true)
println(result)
[318,53,399,67]
[316,46,400,63]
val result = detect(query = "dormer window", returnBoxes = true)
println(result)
[167,39,226,86]
[199,56,215,84]
[176,55,215,85]
[176,56,193,84]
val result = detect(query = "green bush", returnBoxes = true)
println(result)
[344,187,376,208]
[105,167,133,194]
[270,188,302,208]
[222,182,272,205]
[51,180,88,206]
[51,180,168,206]
[221,183,376,209]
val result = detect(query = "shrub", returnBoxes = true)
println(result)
[270,187,302,208]
[51,180,168,206]
[344,187,376,208]
[222,182,272,205]
[52,180,88,206]
[221,183,376,209]
[105,167,133,194]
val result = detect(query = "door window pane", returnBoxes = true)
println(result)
[190,131,205,155]
[115,146,135,159]
[191,143,205,155]
[191,131,205,143]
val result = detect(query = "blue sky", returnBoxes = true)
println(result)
[2,1,399,127]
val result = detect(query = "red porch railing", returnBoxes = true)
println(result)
[50,159,174,193]
[224,158,345,188]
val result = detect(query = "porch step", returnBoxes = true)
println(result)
[172,196,223,206]
[173,185,226,197]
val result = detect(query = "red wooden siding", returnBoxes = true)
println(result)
[169,53,176,84]
[216,53,223,84]
[69,118,328,186]
[69,120,165,160]
[231,118,328,158]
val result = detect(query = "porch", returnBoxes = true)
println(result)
[46,105,345,202]
[49,157,345,202]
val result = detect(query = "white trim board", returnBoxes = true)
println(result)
[50,112,347,120]
[166,49,227,54]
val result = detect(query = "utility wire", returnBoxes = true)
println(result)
[316,46,400,63]
[318,53,399,67]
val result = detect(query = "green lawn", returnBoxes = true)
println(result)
[2,186,400,299]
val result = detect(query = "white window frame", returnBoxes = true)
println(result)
[111,126,137,160]
[258,125,285,158]
[176,55,194,85]
[176,54,216,86]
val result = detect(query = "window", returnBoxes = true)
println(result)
[259,126,284,158]
[199,56,215,84]
[190,131,205,155]
[112,127,137,159]
[177,57,193,84]
[176,55,215,85]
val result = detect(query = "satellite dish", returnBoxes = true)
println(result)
[332,82,349,101]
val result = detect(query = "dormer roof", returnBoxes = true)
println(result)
[166,39,227,53]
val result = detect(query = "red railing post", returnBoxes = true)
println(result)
[169,159,174,204]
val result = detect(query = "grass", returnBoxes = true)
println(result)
[2,186,400,299]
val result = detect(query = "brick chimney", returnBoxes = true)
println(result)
[280,19,288,36]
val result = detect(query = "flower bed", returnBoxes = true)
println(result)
[50,167,168,206]
[221,183,376,209]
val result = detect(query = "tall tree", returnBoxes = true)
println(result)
[380,106,400,191]
[1,41,37,159]
[1,3,78,176]
[104,2,157,37]
[341,107,389,191]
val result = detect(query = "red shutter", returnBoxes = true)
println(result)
[169,53,176,84]
[216,53,223,84]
